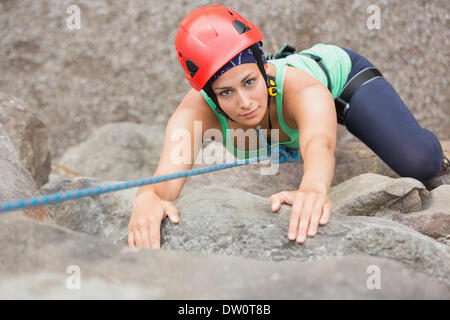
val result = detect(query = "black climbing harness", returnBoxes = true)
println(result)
[266,43,384,126]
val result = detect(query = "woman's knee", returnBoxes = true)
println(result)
[396,133,443,181]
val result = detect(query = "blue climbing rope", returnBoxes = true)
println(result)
[0,128,299,214]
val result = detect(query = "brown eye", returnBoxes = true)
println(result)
[245,78,255,86]
[220,89,232,96]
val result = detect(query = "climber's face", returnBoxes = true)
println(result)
[212,63,268,125]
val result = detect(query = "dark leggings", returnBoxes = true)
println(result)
[338,47,443,182]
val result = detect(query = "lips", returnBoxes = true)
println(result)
[241,106,258,117]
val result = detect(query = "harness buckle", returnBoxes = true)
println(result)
[334,97,350,126]
[268,87,278,96]
[267,76,278,96]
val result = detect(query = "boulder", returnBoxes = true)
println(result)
[0,92,51,187]
[41,175,449,286]
[0,0,448,159]
[54,122,165,182]
[392,185,450,242]
[41,177,137,242]
[0,213,448,299]
[0,123,53,222]
[327,173,429,216]
[166,184,450,286]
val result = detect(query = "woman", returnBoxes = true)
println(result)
[128,5,448,248]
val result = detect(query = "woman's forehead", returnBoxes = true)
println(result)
[213,63,259,87]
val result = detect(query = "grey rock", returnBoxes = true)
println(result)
[392,185,450,241]
[41,177,137,243]
[0,123,53,222]
[327,173,429,216]
[167,185,450,286]
[0,0,448,161]
[55,122,165,181]
[181,141,305,198]
[0,92,51,187]
[40,175,450,286]
[0,213,448,299]
[182,139,403,198]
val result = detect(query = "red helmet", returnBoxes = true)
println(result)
[175,5,263,91]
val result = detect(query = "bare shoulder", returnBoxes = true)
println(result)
[171,88,221,133]
[284,64,323,93]
[274,64,324,128]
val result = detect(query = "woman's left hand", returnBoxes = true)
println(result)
[269,189,332,244]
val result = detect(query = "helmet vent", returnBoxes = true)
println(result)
[233,20,251,34]
[186,59,199,77]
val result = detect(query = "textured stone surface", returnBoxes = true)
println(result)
[0,123,53,222]
[167,185,450,286]
[0,213,448,299]
[327,173,429,216]
[0,0,448,161]
[0,92,51,187]
[41,177,138,243]
[392,185,450,241]
[41,175,449,286]
[55,122,165,181]
[2,0,449,299]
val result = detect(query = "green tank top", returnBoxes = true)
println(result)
[200,43,352,160]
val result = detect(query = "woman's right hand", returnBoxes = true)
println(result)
[128,190,179,248]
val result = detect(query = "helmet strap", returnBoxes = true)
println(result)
[249,43,278,146]
[203,85,236,122]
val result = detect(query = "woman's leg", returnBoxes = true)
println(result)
[338,47,444,182]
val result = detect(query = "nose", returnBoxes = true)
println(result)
[236,89,252,110]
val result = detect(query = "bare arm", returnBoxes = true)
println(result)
[136,105,211,201]
[294,84,337,194]
[129,90,219,248]
[269,83,337,244]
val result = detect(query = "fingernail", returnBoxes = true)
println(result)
[288,232,295,240]
[271,203,276,211]
[297,235,305,243]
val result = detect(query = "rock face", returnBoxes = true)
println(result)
[0,92,51,187]
[0,123,53,222]
[41,177,137,243]
[41,174,450,288]
[3,121,450,299]
[55,122,165,182]
[0,0,448,160]
[327,174,429,216]
[1,0,450,299]
[392,185,450,242]
[0,213,449,299]
[3,106,441,300]
[166,184,450,286]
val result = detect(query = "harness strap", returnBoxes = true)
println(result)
[298,53,332,92]
[340,67,383,102]
[335,67,383,125]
